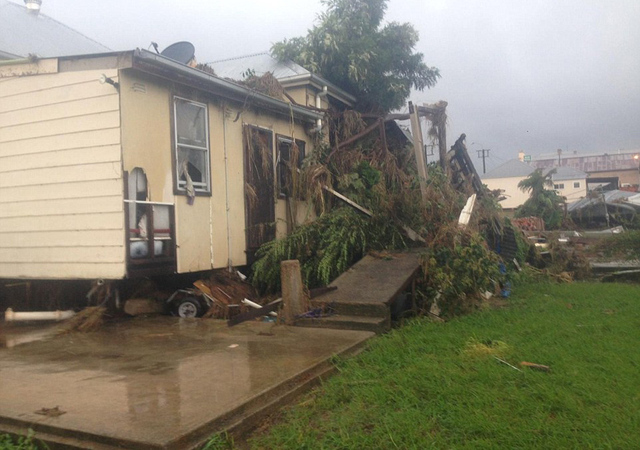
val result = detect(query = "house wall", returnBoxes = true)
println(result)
[118,70,315,274]
[553,178,587,203]
[0,67,126,279]
[483,176,530,210]
[284,85,330,110]
[589,169,639,187]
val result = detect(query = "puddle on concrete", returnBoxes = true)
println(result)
[0,316,372,447]
[0,321,59,349]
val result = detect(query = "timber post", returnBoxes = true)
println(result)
[281,259,308,325]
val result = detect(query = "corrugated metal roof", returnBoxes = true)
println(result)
[482,159,536,179]
[567,190,636,212]
[0,0,110,59]
[550,166,588,181]
[208,52,356,105]
[209,52,310,80]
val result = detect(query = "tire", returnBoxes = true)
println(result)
[174,297,202,318]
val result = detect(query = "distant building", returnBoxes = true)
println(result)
[550,166,588,203]
[529,148,640,188]
[482,160,587,211]
[0,0,109,60]
[482,159,537,210]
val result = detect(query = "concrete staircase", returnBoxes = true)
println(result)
[296,252,422,334]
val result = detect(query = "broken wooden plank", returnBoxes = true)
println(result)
[458,193,477,228]
[227,299,282,327]
[323,185,426,243]
[322,185,372,216]
[520,361,551,372]
[409,101,428,200]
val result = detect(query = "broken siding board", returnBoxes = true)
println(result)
[0,110,120,143]
[0,128,121,158]
[2,230,123,248]
[0,145,121,173]
[0,162,122,188]
[0,95,120,128]
[0,69,116,98]
[0,179,122,203]
[0,247,124,264]
[0,212,124,233]
[0,262,126,280]
[0,196,123,219]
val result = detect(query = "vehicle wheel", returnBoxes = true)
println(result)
[174,297,202,318]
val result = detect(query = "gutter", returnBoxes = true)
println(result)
[0,57,34,66]
[278,72,357,106]
[133,49,323,123]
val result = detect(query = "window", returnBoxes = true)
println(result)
[173,97,210,194]
[554,183,564,190]
[277,137,306,197]
[573,182,580,188]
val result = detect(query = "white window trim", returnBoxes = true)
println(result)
[173,96,210,194]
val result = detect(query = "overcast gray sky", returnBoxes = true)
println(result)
[31,0,640,171]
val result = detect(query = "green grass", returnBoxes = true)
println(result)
[249,282,640,449]
[0,431,39,450]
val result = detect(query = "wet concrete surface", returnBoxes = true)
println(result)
[0,317,373,448]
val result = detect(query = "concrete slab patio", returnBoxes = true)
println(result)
[0,317,374,449]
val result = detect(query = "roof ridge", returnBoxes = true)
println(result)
[3,0,110,52]
[206,51,269,65]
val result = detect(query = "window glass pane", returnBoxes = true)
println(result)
[178,146,206,184]
[176,99,206,147]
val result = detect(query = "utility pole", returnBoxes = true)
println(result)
[476,148,490,174]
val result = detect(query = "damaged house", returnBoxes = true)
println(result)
[0,48,355,283]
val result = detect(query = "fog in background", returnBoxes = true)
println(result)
[30,0,640,171]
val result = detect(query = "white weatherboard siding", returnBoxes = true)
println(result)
[0,69,126,279]
[484,176,530,210]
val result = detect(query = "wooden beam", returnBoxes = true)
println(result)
[409,101,428,201]
[322,185,372,216]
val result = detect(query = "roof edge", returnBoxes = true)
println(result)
[132,49,323,123]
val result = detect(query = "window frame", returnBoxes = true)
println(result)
[172,96,211,196]
[573,181,581,188]
[276,135,306,198]
[554,183,565,190]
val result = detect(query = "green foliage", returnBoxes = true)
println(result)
[515,169,565,229]
[0,431,40,450]
[201,433,233,450]
[251,208,406,293]
[420,230,500,317]
[271,0,440,112]
[598,230,640,260]
[250,282,640,449]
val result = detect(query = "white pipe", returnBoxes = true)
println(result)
[223,103,233,270]
[315,86,328,131]
[242,299,278,317]
[4,308,75,322]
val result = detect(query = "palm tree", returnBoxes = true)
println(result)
[517,168,555,196]
[515,168,564,228]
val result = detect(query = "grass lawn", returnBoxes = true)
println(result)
[248,282,640,449]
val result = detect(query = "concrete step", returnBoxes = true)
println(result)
[311,299,390,319]
[296,314,389,334]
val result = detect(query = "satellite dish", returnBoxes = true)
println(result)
[161,42,195,65]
